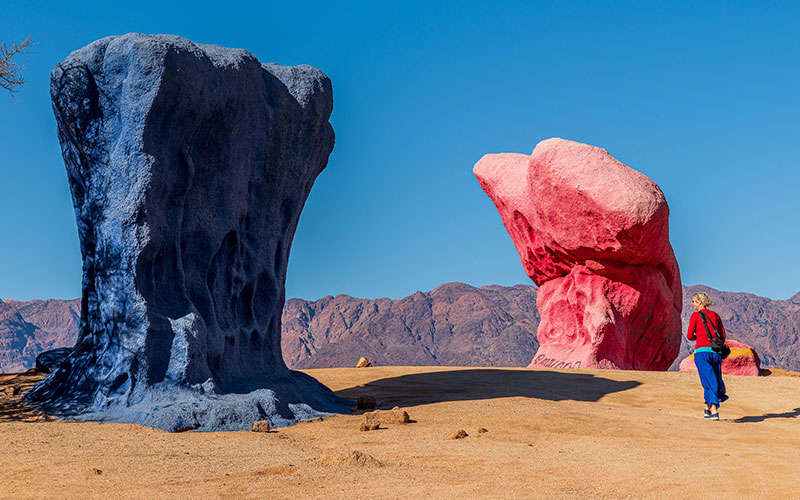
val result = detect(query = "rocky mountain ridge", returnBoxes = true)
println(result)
[2,283,798,373]
[0,298,80,372]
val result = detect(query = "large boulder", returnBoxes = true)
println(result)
[679,339,761,376]
[474,138,682,370]
[24,34,349,430]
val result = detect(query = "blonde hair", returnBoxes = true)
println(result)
[693,292,712,308]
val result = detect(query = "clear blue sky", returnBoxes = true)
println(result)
[1,1,798,302]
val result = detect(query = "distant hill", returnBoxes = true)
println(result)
[0,298,81,373]
[676,285,800,370]
[282,283,540,369]
[2,284,798,373]
[284,283,800,372]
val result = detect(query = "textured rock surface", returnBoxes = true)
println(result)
[474,138,682,370]
[35,347,72,373]
[23,33,348,431]
[679,338,761,376]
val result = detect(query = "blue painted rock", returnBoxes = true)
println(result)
[34,347,72,373]
[25,34,349,430]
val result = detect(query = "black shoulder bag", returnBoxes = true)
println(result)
[698,311,731,359]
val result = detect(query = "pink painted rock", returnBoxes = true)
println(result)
[474,138,682,370]
[679,339,761,376]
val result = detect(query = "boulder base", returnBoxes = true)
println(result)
[34,347,71,373]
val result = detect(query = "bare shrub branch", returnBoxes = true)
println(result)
[1,36,35,101]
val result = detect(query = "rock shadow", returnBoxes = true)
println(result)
[732,407,800,423]
[0,373,55,423]
[336,369,641,408]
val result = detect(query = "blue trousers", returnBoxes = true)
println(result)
[694,351,729,406]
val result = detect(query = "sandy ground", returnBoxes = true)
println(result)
[1,366,799,500]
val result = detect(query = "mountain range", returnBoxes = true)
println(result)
[2,283,798,373]
[0,298,81,373]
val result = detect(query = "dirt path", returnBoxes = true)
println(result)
[1,367,798,499]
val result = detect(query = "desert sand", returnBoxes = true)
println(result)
[1,366,799,500]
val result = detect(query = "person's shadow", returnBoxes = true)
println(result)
[732,408,800,423]
[336,368,641,408]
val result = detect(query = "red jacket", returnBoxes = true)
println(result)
[687,309,726,348]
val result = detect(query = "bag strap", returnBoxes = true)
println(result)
[698,311,721,342]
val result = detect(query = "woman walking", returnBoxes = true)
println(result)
[687,292,729,420]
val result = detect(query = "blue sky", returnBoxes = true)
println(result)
[1,0,798,302]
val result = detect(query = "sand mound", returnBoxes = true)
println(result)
[318,450,383,467]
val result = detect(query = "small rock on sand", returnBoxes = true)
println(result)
[448,430,468,440]
[360,422,380,432]
[356,357,373,368]
[299,417,324,423]
[174,425,199,433]
[319,450,383,467]
[477,427,488,433]
[87,468,103,475]
[357,395,376,409]
[251,420,271,432]
[3,386,20,397]
[363,406,410,427]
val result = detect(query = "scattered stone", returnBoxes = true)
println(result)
[87,468,102,475]
[447,429,468,440]
[319,450,383,467]
[359,422,381,432]
[363,406,410,427]
[251,420,271,432]
[3,386,20,397]
[474,138,682,370]
[477,427,488,433]
[356,357,373,368]
[357,395,376,410]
